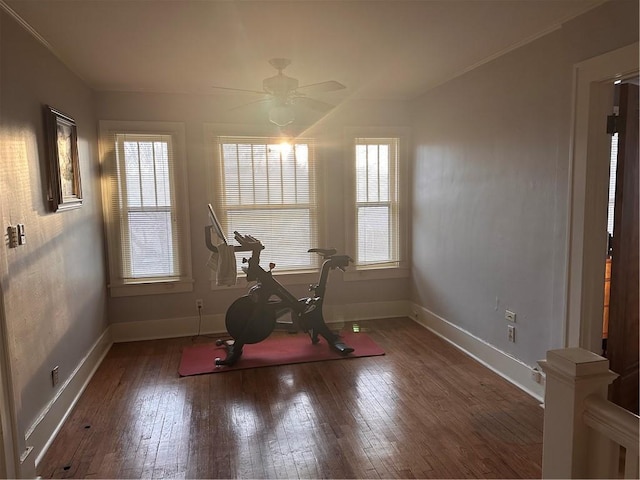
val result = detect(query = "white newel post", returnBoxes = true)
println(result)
[538,348,618,479]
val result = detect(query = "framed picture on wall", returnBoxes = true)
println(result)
[45,105,82,211]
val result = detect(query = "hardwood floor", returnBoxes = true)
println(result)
[36,318,543,479]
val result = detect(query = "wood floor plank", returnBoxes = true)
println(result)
[36,317,543,479]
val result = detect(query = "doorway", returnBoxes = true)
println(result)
[603,79,639,414]
[601,99,617,357]
[565,42,638,355]
[601,81,622,357]
[602,77,639,353]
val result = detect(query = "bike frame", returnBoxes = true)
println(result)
[242,246,351,321]
[204,205,354,366]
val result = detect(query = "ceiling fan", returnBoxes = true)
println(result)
[212,58,346,127]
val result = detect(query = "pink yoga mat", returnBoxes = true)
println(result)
[178,331,384,376]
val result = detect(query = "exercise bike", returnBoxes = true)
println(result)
[205,205,355,367]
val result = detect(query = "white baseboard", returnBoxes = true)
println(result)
[110,300,412,343]
[324,300,411,323]
[410,302,544,402]
[110,313,226,343]
[27,329,113,467]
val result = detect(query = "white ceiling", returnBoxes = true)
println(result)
[3,0,603,101]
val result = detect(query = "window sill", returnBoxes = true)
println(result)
[109,278,194,297]
[343,266,410,282]
[210,270,321,291]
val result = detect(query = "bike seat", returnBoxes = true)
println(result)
[308,248,337,258]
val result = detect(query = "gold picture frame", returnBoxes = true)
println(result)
[45,105,82,211]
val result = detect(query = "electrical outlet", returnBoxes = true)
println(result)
[51,366,59,387]
[505,310,516,322]
[195,299,204,310]
[507,325,516,342]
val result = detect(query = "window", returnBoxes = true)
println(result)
[211,136,319,273]
[345,129,409,279]
[355,138,400,266]
[99,122,192,296]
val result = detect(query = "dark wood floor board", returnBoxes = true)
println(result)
[36,317,543,479]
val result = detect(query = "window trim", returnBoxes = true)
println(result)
[99,121,193,297]
[204,123,325,288]
[343,127,410,281]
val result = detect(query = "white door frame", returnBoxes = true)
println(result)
[565,42,639,352]
[0,12,18,475]
[0,294,19,479]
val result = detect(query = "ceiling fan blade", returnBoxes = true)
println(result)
[211,85,267,95]
[293,96,335,112]
[296,80,346,94]
[228,97,271,111]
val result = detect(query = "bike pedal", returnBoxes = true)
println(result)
[332,342,354,355]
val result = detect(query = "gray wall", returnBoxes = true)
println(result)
[410,0,639,366]
[0,10,107,454]
[95,93,412,325]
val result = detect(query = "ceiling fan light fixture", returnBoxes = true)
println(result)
[269,105,295,127]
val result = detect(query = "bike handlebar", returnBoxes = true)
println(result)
[233,231,264,251]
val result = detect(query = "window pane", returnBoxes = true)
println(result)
[367,145,379,202]
[357,206,390,263]
[222,144,240,206]
[138,142,158,207]
[128,210,174,277]
[238,144,254,205]
[282,151,297,203]
[356,145,367,202]
[124,141,141,207]
[295,144,309,203]
[123,139,172,209]
[227,209,313,270]
[267,148,283,203]
[154,141,171,206]
[253,145,268,205]
[379,144,389,202]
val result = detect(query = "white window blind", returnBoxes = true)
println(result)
[103,130,188,285]
[212,136,318,272]
[355,138,400,266]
